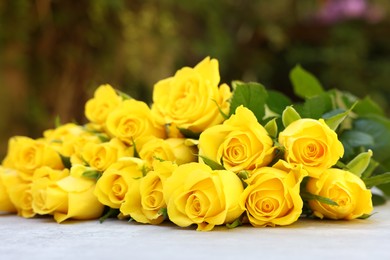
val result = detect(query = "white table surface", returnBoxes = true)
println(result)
[1,204,390,260]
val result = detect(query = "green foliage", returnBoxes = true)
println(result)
[300,191,338,206]
[59,154,71,169]
[229,81,268,122]
[289,65,324,99]
[345,150,373,178]
[82,170,103,181]
[198,155,225,171]
[282,106,301,127]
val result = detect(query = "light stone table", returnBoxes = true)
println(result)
[1,204,390,260]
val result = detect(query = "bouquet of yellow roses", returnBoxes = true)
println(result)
[1,57,390,231]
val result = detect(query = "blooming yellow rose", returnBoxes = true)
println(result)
[199,106,274,173]
[0,167,34,218]
[163,162,244,231]
[306,168,373,220]
[52,164,105,223]
[137,136,197,168]
[43,123,103,163]
[94,157,145,209]
[151,57,232,134]
[240,160,307,227]
[106,99,165,145]
[278,118,344,178]
[81,138,133,172]
[120,160,178,224]
[2,136,64,181]
[0,166,17,213]
[31,166,69,215]
[85,84,122,125]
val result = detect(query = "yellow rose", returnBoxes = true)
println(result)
[44,123,85,144]
[138,136,197,168]
[240,160,307,227]
[85,84,122,125]
[306,168,373,220]
[53,164,105,223]
[0,168,34,218]
[94,157,145,209]
[106,99,165,145]
[0,166,17,213]
[120,160,178,224]
[278,118,344,178]
[199,106,274,173]
[151,57,232,134]
[2,136,63,181]
[163,162,244,231]
[43,123,101,158]
[81,138,133,171]
[31,166,69,215]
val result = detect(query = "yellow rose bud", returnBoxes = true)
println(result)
[106,99,165,145]
[94,157,145,209]
[278,118,344,178]
[240,160,307,227]
[0,166,17,213]
[85,84,122,125]
[199,106,275,173]
[306,168,373,220]
[120,160,178,224]
[138,136,197,168]
[163,162,244,231]
[0,168,34,218]
[151,57,232,134]
[2,136,64,181]
[31,166,70,215]
[81,138,133,172]
[53,165,105,223]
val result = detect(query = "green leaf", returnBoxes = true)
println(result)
[131,138,140,158]
[377,182,390,197]
[323,102,357,131]
[354,96,385,116]
[82,170,102,180]
[300,191,338,206]
[178,127,201,139]
[230,81,268,122]
[54,115,62,128]
[115,89,132,100]
[363,173,390,188]
[340,130,375,148]
[97,133,110,143]
[266,90,292,115]
[158,208,168,220]
[352,116,390,164]
[199,155,225,170]
[289,65,324,99]
[226,218,242,229]
[264,118,278,138]
[99,208,120,223]
[212,99,229,120]
[361,157,379,179]
[357,213,375,219]
[282,106,301,127]
[296,93,333,119]
[59,154,71,169]
[345,150,373,177]
[372,194,386,206]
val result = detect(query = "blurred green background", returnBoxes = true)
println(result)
[1,0,390,158]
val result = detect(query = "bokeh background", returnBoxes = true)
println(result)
[1,0,390,158]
